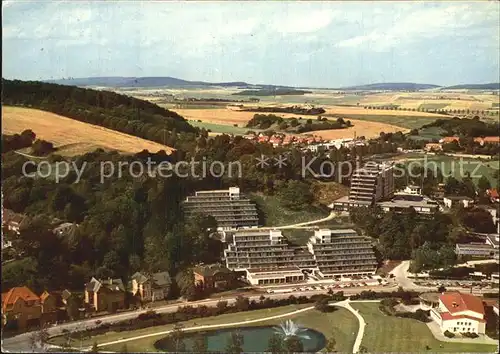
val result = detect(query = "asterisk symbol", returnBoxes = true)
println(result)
[274,155,287,168]
[255,154,270,168]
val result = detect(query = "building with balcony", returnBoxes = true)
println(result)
[307,229,377,278]
[349,162,394,204]
[330,162,394,211]
[430,292,486,334]
[183,187,259,231]
[224,228,377,285]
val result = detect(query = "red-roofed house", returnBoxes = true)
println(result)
[1,287,42,330]
[430,292,486,334]
[487,189,499,203]
[474,136,500,146]
[439,136,460,144]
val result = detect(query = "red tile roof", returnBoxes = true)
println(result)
[483,136,500,144]
[441,136,460,143]
[2,286,40,311]
[487,189,499,199]
[439,312,485,323]
[439,292,485,316]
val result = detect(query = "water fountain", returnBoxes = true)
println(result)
[274,319,311,340]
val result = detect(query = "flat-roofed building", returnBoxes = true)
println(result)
[349,162,394,204]
[331,162,394,210]
[455,243,499,260]
[224,229,316,272]
[246,267,305,286]
[307,229,377,278]
[183,187,259,231]
[378,194,440,214]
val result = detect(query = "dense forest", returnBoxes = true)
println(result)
[2,79,198,149]
[246,114,352,133]
[422,117,499,137]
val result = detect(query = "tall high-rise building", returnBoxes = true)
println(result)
[349,162,394,204]
[182,187,259,230]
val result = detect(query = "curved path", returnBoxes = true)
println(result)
[333,299,378,354]
[92,306,315,349]
[258,210,337,230]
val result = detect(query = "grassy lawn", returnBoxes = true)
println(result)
[104,306,358,353]
[49,305,312,349]
[396,155,499,188]
[249,193,329,227]
[351,303,497,353]
[324,113,442,129]
[50,304,358,353]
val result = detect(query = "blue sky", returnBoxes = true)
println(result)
[2,1,499,87]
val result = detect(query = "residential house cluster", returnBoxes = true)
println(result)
[243,132,324,147]
[1,287,71,330]
[425,136,500,151]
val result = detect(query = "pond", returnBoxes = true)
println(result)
[154,325,326,352]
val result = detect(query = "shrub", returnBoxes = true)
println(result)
[462,332,478,338]
[444,330,455,338]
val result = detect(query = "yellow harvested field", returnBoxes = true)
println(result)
[2,106,174,156]
[306,119,408,140]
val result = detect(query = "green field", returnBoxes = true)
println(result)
[324,113,442,129]
[351,303,497,353]
[396,155,499,188]
[187,120,253,134]
[249,193,329,227]
[50,305,358,353]
[409,126,446,141]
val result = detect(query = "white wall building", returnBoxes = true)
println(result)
[430,292,486,334]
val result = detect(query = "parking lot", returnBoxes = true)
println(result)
[264,274,391,293]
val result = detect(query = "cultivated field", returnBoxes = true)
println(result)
[2,106,174,156]
[171,108,408,138]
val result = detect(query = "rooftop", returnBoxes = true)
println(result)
[439,292,485,315]
[2,286,40,311]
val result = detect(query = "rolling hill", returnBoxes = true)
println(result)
[2,79,197,149]
[44,76,251,88]
[2,106,175,156]
[442,83,500,90]
[339,82,440,91]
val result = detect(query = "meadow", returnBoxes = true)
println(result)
[351,302,497,353]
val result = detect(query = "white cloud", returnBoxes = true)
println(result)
[335,3,499,51]
[271,10,336,34]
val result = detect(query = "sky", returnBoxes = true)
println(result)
[2,1,499,87]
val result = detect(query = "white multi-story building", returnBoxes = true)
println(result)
[224,228,377,285]
[307,229,377,278]
[183,187,259,231]
[430,292,486,334]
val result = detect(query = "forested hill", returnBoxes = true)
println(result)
[2,79,197,147]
